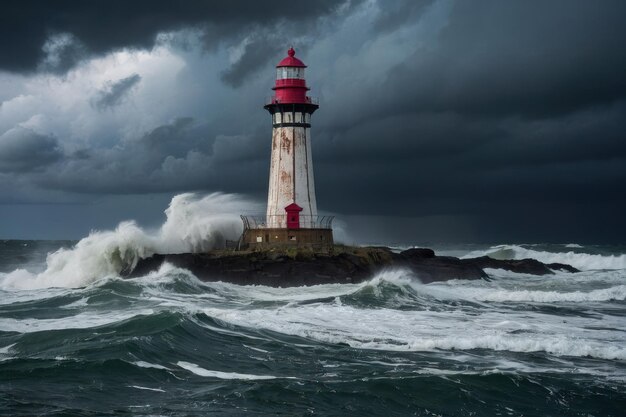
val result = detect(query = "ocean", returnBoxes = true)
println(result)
[0,196,625,415]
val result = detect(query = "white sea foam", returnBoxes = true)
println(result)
[399,335,626,360]
[565,243,584,249]
[129,385,166,393]
[206,269,415,304]
[201,270,626,361]
[0,309,154,333]
[0,343,16,362]
[462,244,626,270]
[483,267,626,287]
[208,280,364,302]
[413,363,622,378]
[243,344,269,353]
[176,361,286,380]
[204,304,626,360]
[421,283,626,303]
[0,287,74,305]
[0,343,15,354]
[353,269,626,304]
[133,361,171,370]
[0,193,257,290]
[61,297,90,309]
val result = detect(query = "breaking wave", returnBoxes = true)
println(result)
[4,268,624,362]
[418,282,626,303]
[194,269,626,361]
[462,244,626,270]
[0,193,257,290]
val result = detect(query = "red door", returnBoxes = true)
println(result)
[285,203,303,229]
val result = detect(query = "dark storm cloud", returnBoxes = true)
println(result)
[406,1,626,118]
[312,1,626,209]
[221,40,282,87]
[371,0,435,33]
[93,74,141,109]
[0,128,62,173]
[0,0,360,74]
[2,0,626,242]
[315,104,626,213]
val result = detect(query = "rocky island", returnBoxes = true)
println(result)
[124,246,579,287]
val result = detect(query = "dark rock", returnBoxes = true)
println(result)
[463,256,553,275]
[398,252,487,283]
[546,263,580,273]
[462,256,580,275]
[123,246,578,287]
[401,248,436,259]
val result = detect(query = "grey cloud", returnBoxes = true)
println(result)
[218,1,361,88]
[0,0,362,75]
[93,74,141,109]
[31,118,266,196]
[0,128,62,173]
[37,32,87,74]
[140,117,196,149]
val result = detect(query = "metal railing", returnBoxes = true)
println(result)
[241,214,334,230]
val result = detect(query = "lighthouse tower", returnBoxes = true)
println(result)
[240,47,333,250]
[265,47,318,228]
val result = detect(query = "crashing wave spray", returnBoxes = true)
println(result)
[0,193,258,290]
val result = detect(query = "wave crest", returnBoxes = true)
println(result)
[462,244,626,270]
[0,193,255,290]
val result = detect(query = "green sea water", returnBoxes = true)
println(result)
[1,240,625,416]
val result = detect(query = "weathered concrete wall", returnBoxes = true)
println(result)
[242,228,333,251]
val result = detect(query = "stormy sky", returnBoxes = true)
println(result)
[1,0,625,244]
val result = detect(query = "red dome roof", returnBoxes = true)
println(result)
[277,47,306,68]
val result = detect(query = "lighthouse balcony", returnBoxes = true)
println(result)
[265,96,319,105]
[241,214,334,230]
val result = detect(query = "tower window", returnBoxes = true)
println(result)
[277,67,304,79]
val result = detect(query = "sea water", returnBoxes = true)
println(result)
[0,196,624,416]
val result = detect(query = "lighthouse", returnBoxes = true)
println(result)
[266,47,318,228]
[240,47,333,250]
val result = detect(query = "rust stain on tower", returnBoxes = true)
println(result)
[280,132,291,153]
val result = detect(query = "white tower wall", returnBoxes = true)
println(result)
[266,109,317,228]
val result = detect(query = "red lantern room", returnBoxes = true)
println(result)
[272,47,314,105]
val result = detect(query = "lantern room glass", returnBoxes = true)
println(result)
[276,67,304,79]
